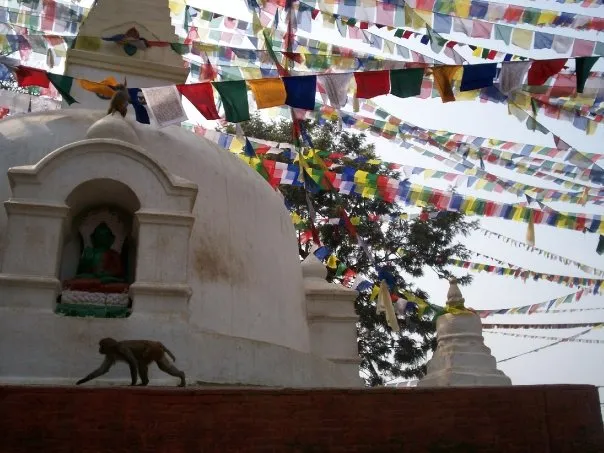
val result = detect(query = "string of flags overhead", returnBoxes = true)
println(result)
[447,258,604,292]
[484,329,604,345]
[476,288,587,317]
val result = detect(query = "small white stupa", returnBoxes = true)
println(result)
[418,278,512,387]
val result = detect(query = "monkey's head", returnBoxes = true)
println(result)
[99,337,118,354]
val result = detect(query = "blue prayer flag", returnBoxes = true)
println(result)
[460,63,497,92]
[314,246,331,261]
[283,75,317,110]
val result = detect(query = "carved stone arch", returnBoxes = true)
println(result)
[0,139,198,315]
[7,139,197,213]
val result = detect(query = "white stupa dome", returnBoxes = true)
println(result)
[0,110,361,387]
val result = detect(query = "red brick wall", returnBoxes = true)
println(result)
[1,385,602,453]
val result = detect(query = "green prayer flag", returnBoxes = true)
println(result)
[335,262,347,277]
[394,28,404,38]
[576,57,599,94]
[212,80,250,123]
[494,24,512,45]
[47,73,78,105]
[481,48,490,59]
[389,68,424,99]
[596,235,604,255]
[522,9,540,25]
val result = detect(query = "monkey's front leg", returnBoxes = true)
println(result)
[76,358,114,385]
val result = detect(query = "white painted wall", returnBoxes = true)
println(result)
[0,111,311,354]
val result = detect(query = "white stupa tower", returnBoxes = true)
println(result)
[62,0,188,109]
[418,279,512,387]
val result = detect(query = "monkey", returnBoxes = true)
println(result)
[106,78,130,117]
[76,337,186,387]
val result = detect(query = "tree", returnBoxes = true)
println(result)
[223,114,477,386]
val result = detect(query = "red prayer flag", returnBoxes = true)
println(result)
[15,66,50,88]
[354,70,390,99]
[177,83,220,120]
[527,59,567,86]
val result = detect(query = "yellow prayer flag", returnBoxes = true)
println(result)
[587,120,598,136]
[168,0,186,15]
[454,0,471,18]
[511,28,533,50]
[370,285,380,301]
[362,186,377,199]
[230,137,244,152]
[512,206,525,222]
[291,212,303,225]
[414,9,433,27]
[326,255,338,269]
[350,216,361,226]
[354,170,369,184]
[247,78,287,109]
[537,11,557,25]
[78,77,119,99]
[472,47,482,57]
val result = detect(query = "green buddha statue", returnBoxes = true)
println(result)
[74,222,125,284]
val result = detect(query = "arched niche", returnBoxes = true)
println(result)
[1,138,198,314]
[57,179,141,319]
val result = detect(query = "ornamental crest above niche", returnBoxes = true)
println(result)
[102,27,187,57]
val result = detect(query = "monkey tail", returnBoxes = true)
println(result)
[162,345,176,362]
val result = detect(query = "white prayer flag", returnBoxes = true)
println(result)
[498,61,531,95]
[141,85,188,127]
[317,73,353,108]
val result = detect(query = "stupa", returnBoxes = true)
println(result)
[418,278,512,387]
[0,0,362,387]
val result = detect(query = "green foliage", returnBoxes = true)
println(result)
[222,114,477,386]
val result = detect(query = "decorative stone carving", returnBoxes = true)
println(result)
[418,279,512,387]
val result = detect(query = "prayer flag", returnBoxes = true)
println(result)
[282,75,317,110]
[15,66,49,88]
[354,70,390,99]
[534,32,554,50]
[389,68,424,98]
[127,88,150,125]
[247,78,286,109]
[141,85,188,127]
[527,59,567,85]
[314,245,331,261]
[498,61,531,95]
[177,83,220,120]
[575,57,598,94]
[317,73,353,108]
[526,211,535,246]
[47,73,77,105]
[460,63,497,91]
[597,235,604,256]
[432,65,460,103]
[79,77,119,99]
[379,280,400,331]
[511,28,532,50]
[212,80,250,122]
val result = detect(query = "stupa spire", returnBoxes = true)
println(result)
[63,0,188,109]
